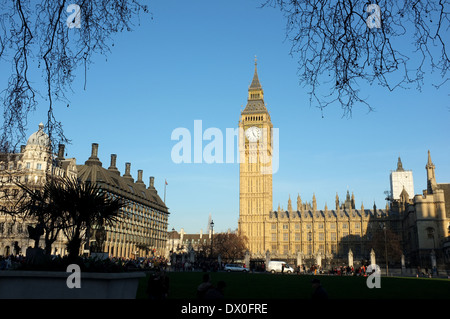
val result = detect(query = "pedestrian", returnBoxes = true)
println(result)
[205,280,226,299]
[197,273,213,299]
[311,278,328,300]
[146,271,169,300]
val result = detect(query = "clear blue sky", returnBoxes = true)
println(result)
[4,0,450,234]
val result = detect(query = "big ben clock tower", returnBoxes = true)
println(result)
[238,59,273,256]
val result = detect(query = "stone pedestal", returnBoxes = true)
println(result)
[348,249,354,267]
[316,252,322,268]
[265,250,270,271]
[370,249,376,266]
[244,250,250,269]
[297,251,303,268]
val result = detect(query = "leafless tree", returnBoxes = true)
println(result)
[0,0,151,153]
[262,0,449,116]
[212,232,248,262]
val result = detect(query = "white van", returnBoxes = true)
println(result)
[267,261,295,273]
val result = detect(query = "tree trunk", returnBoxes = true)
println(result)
[67,227,82,262]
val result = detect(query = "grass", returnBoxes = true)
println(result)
[136,271,450,300]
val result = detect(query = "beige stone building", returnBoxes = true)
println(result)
[0,124,170,259]
[238,60,273,255]
[238,63,450,270]
[75,143,169,258]
[165,228,214,259]
[0,123,76,256]
[398,151,450,268]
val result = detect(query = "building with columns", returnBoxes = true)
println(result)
[77,143,170,258]
[0,123,77,256]
[0,124,170,259]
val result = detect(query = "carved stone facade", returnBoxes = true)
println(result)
[238,64,450,269]
[0,124,170,259]
[0,123,76,256]
[77,143,169,258]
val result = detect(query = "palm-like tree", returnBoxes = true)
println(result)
[15,178,66,255]
[57,177,123,262]
[16,176,123,262]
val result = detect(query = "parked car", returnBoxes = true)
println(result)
[224,264,249,272]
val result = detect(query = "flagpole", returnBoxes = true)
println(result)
[164,180,167,204]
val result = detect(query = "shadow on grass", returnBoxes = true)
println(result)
[136,271,450,299]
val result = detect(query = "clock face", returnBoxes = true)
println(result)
[245,126,261,142]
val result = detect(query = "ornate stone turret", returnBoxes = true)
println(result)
[242,57,268,115]
[351,192,355,209]
[312,193,317,212]
[397,156,404,171]
[426,150,437,194]
[288,195,292,212]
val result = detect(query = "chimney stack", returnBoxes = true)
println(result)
[108,154,120,175]
[91,143,99,158]
[110,154,117,168]
[123,162,134,182]
[149,176,155,189]
[136,169,145,185]
[85,143,102,166]
[57,144,65,160]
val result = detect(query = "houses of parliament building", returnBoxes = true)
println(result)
[238,61,450,269]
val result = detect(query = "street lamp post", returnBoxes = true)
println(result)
[171,227,175,253]
[308,231,312,267]
[380,222,388,276]
[210,220,214,259]
[429,229,437,276]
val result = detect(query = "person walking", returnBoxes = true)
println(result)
[205,281,226,299]
[197,273,213,299]
[311,278,328,299]
[146,271,169,300]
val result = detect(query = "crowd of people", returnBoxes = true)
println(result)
[0,254,26,270]
[109,255,170,271]
[170,260,222,272]
[0,253,171,271]
[295,264,370,276]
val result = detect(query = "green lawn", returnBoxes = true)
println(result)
[136,271,450,299]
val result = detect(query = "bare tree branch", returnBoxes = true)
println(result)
[262,0,449,116]
[0,0,151,152]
